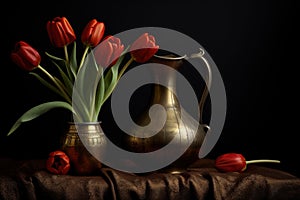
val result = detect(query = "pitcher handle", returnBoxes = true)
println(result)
[187,48,212,125]
[202,124,211,135]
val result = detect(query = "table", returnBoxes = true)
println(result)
[1,158,300,200]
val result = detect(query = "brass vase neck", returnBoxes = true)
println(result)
[149,54,183,108]
[151,79,179,108]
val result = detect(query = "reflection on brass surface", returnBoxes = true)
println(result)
[124,53,210,170]
[61,122,106,175]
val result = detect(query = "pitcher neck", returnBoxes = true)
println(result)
[151,78,179,108]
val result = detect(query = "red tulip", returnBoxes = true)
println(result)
[215,153,247,172]
[10,41,41,71]
[94,35,124,67]
[81,19,105,47]
[46,150,70,175]
[215,153,281,172]
[46,16,76,48]
[130,33,159,63]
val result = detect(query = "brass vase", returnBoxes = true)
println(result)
[61,122,106,175]
[124,52,211,171]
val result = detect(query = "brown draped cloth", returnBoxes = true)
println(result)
[1,158,300,200]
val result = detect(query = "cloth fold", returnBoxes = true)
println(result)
[1,158,300,200]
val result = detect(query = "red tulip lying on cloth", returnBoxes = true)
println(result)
[46,150,71,175]
[215,153,280,172]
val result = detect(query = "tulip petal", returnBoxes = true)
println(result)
[46,150,70,175]
[81,19,105,47]
[130,33,159,63]
[47,17,76,48]
[11,41,40,71]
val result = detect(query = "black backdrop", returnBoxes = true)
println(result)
[1,0,298,177]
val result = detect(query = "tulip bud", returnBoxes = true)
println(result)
[94,35,124,67]
[130,33,159,63]
[215,153,247,172]
[11,41,41,71]
[46,16,76,48]
[81,19,105,47]
[215,153,281,173]
[46,150,70,175]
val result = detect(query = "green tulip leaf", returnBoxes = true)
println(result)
[45,52,64,61]
[94,67,105,119]
[29,72,63,98]
[71,88,91,122]
[70,42,78,79]
[49,60,73,96]
[75,51,98,109]
[102,54,126,103]
[103,47,129,91]
[7,101,74,136]
[46,50,73,82]
[88,52,103,121]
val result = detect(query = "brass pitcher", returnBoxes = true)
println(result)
[124,49,212,170]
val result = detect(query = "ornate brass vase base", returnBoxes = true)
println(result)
[61,122,106,175]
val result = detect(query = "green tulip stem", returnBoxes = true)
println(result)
[246,160,281,164]
[98,56,134,110]
[118,56,134,80]
[37,65,72,103]
[64,45,69,65]
[89,69,102,121]
[78,46,90,72]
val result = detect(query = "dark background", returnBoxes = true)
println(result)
[1,0,298,176]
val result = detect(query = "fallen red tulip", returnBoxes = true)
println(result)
[215,153,280,172]
[46,150,70,175]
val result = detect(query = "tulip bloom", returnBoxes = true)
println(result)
[215,153,247,172]
[46,150,70,175]
[130,33,159,63]
[46,17,76,48]
[11,41,41,71]
[215,153,281,173]
[94,35,124,67]
[81,19,105,47]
